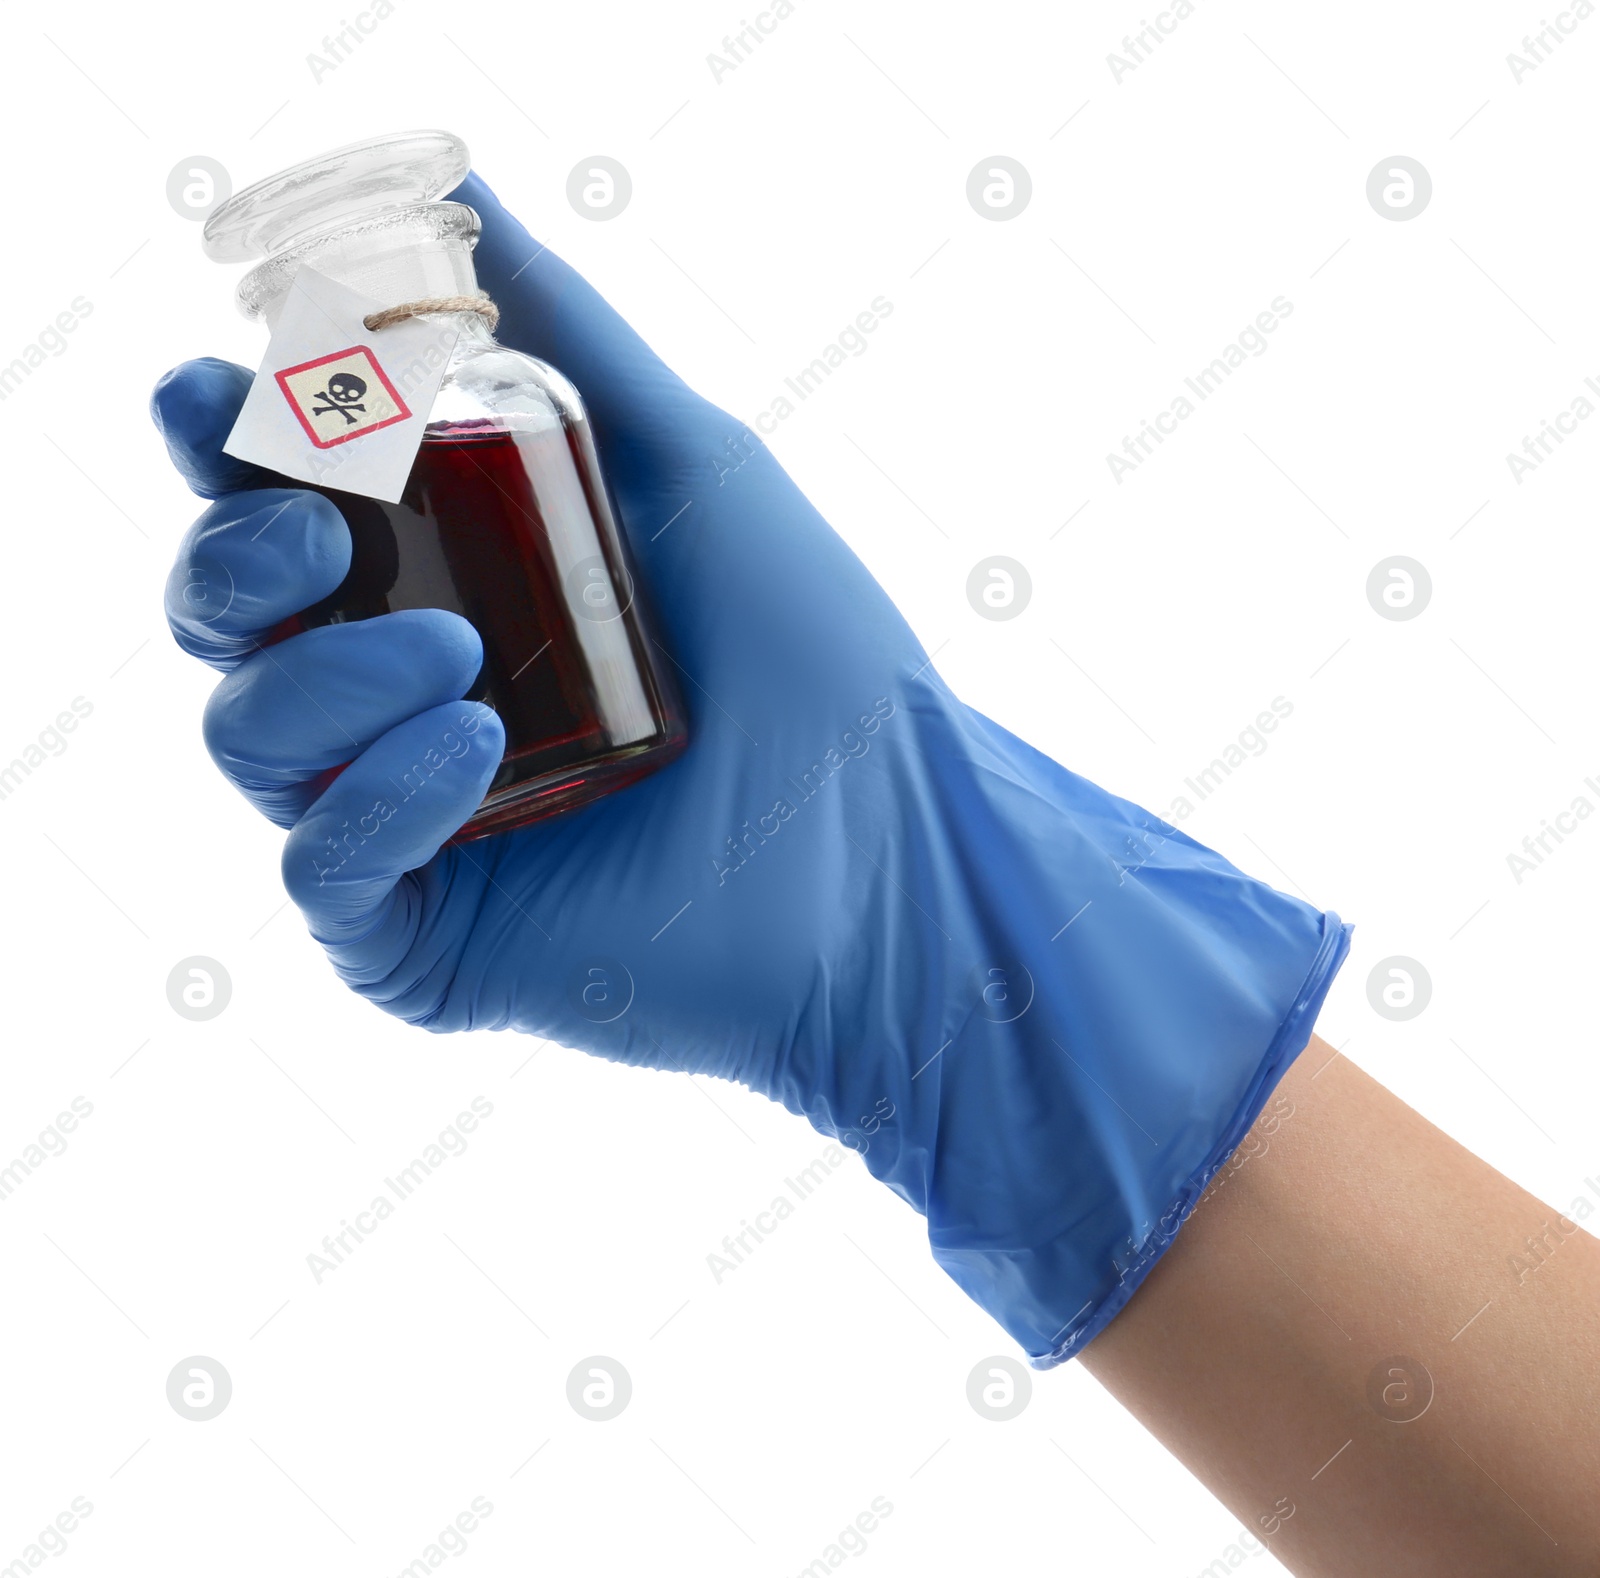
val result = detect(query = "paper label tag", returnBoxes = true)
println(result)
[224,267,461,503]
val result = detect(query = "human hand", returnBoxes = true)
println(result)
[153,169,1349,1364]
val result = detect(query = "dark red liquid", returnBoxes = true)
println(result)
[282,424,686,839]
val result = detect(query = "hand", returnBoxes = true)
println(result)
[153,169,1350,1365]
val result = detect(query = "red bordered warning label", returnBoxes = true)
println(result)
[274,345,412,450]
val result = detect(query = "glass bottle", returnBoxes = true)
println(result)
[201,130,687,840]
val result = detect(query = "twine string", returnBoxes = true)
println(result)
[362,292,500,333]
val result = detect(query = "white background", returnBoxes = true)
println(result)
[1,1,1596,1573]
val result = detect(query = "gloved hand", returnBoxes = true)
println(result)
[153,170,1350,1366]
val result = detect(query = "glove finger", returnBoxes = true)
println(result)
[203,610,486,828]
[450,170,722,471]
[150,357,279,499]
[281,700,506,959]
[166,487,350,671]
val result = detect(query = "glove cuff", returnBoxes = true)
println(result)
[1015,911,1350,1367]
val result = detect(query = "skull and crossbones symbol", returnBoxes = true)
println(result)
[310,372,368,425]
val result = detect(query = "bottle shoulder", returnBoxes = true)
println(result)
[431,337,586,434]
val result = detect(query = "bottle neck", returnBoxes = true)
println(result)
[238,202,481,331]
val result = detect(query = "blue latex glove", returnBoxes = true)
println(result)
[153,170,1350,1366]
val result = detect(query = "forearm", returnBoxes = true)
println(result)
[1078,1036,1600,1576]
